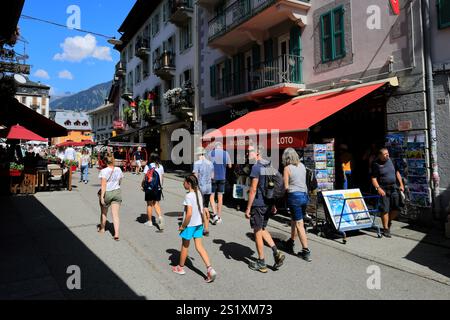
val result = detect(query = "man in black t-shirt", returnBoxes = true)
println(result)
[371,148,404,238]
[134,147,143,175]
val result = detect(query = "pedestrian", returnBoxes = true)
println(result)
[172,174,217,283]
[64,145,76,161]
[193,147,214,236]
[371,148,405,238]
[133,147,143,175]
[281,148,312,262]
[79,149,90,184]
[98,155,124,241]
[208,142,232,225]
[339,144,353,189]
[142,154,164,230]
[245,145,285,273]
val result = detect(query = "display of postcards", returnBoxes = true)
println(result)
[315,154,327,161]
[408,175,428,185]
[407,133,425,143]
[326,143,334,151]
[326,151,334,160]
[407,159,426,169]
[314,145,327,153]
[393,158,407,174]
[327,168,335,176]
[408,184,429,193]
[407,167,427,176]
[315,161,327,169]
[318,182,334,190]
[388,147,404,159]
[326,159,335,167]
[410,192,431,208]
[386,133,405,147]
[315,170,328,180]
[405,143,426,159]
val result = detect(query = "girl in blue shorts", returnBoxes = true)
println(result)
[172,175,217,283]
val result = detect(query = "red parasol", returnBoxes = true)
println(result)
[56,141,84,148]
[0,124,47,142]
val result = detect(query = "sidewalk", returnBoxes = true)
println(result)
[165,172,450,286]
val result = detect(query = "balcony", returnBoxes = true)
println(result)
[135,38,150,59]
[115,61,126,78]
[197,0,222,11]
[30,104,40,111]
[214,54,304,102]
[208,0,310,53]
[154,51,176,80]
[168,0,193,27]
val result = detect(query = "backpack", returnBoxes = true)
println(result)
[259,162,286,205]
[143,168,161,195]
[305,167,318,193]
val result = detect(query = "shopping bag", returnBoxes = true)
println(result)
[233,184,249,200]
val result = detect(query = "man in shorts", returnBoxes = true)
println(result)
[208,142,231,225]
[134,147,143,175]
[193,147,214,236]
[245,145,285,273]
[371,148,405,238]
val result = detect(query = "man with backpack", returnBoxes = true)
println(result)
[142,164,164,230]
[245,145,285,273]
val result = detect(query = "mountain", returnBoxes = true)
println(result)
[50,81,112,111]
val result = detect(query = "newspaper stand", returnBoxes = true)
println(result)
[308,192,382,244]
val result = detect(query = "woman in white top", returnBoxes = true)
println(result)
[79,149,90,184]
[172,175,217,283]
[142,154,165,229]
[98,155,124,241]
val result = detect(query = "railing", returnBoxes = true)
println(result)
[115,60,126,77]
[214,54,303,99]
[169,0,193,13]
[153,51,176,71]
[208,0,309,41]
[135,39,150,58]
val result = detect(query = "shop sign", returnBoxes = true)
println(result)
[398,120,412,131]
[113,120,125,130]
[389,0,400,16]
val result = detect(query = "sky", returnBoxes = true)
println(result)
[19,0,135,97]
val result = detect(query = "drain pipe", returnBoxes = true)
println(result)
[421,0,440,219]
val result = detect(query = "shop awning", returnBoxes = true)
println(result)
[0,124,47,142]
[0,98,67,138]
[204,81,388,149]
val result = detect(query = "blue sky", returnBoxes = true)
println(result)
[19,0,135,97]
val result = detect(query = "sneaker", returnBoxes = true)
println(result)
[248,260,268,273]
[172,265,186,275]
[206,267,217,283]
[283,239,295,254]
[144,221,152,227]
[216,217,223,224]
[158,216,164,229]
[273,251,285,269]
[211,215,218,225]
[298,249,312,262]
[382,229,392,238]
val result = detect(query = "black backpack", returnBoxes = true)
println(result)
[259,162,286,205]
[142,168,162,196]
[306,167,318,193]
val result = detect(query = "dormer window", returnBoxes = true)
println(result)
[64,120,72,126]
[82,121,89,126]
[74,121,81,126]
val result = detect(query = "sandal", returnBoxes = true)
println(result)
[97,225,106,233]
[114,236,120,241]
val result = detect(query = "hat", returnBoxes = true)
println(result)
[195,147,206,155]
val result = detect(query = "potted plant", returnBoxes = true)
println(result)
[65,160,78,172]
[9,163,24,176]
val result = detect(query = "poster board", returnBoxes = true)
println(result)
[322,189,373,232]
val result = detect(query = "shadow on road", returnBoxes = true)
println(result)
[0,195,145,300]
[166,249,206,280]
[212,239,255,266]
[164,211,183,218]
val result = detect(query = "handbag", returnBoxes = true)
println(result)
[98,168,115,197]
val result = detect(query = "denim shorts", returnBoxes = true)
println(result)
[287,192,309,222]
[212,180,226,194]
[180,225,204,240]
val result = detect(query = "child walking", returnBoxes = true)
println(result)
[172,175,217,283]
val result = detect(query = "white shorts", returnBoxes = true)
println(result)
[136,160,142,167]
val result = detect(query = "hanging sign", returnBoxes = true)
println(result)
[389,0,401,15]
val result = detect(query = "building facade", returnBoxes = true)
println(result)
[50,110,92,146]
[114,0,197,164]
[197,0,449,223]
[87,102,114,144]
[15,78,51,118]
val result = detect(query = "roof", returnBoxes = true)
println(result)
[115,0,162,51]
[53,110,92,131]
[86,103,114,115]
[17,77,51,90]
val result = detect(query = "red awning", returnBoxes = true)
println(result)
[204,82,386,149]
[0,124,47,142]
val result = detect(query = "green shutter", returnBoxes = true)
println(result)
[233,54,244,95]
[320,12,332,62]
[210,65,216,97]
[333,7,345,58]
[438,0,450,29]
[225,59,232,94]
[290,25,302,83]
[264,39,273,63]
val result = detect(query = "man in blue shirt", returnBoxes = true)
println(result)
[208,142,231,225]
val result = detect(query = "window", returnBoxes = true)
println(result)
[180,69,192,87]
[32,96,38,106]
[128,43,133,61]
[163,1,169,23]
[21,96,26,104]
[121,50,127,63]
[143,57,150,78]
[127,71,134,92]
[74,121,81,126]
[320,6,345,62]
[152,12,160,37]
[135,64,142,84]
[65,120,72,126]
[180,18,193,52]
[153,47,161,71]
[438,0,450,29]
[42,96,47,106]
[82,121,89,126]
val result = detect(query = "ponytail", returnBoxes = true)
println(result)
[185,175,204,222]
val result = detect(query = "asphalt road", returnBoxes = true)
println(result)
[26,171,450,300]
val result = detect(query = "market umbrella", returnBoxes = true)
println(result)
[56,141,84,148]
[0,124,47,142]
[81,140,95,146]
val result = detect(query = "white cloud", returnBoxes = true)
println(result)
[58,70,74,80]
[34,69,50,79]
[53,34,112,62]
